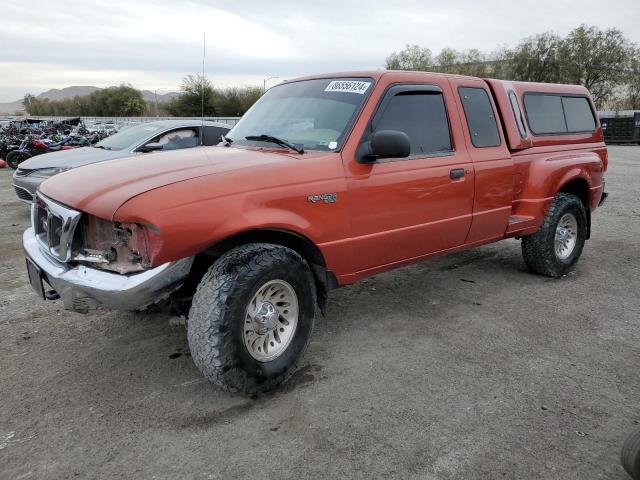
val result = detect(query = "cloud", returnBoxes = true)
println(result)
[0,0,638,101]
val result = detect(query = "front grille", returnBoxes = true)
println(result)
[14,184,34,202]
[32,193,82,263]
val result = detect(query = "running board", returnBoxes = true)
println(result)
[505,215,536,235]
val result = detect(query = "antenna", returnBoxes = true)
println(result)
[201,31,206,145]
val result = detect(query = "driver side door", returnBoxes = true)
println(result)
[343,81,475,274]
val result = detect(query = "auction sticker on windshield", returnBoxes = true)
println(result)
[324,80,371,94]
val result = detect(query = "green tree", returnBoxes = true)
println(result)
[383,25,637,109]
[385,44,433,71]
[557,25,631,107]
[23,85,146,116]
[215,86,263,116]
[89,85,146,116]
[625,49,640,109]
[435,48,459,73]
[166,75,263,117]
[22,94,37,113]
[508,32,562,83]
[165,75,217,116]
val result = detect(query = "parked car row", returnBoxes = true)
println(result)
[11,119,230,203]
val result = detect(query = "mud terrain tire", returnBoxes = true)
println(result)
[522,193,587,277]
[187,243,317,394]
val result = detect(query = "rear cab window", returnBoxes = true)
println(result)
[458,87,501,147]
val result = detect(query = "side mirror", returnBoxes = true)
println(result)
[138,142,164,153]
[357,130,410,163]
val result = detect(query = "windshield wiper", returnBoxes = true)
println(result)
[93,145,111,150]
[245,134,304,154]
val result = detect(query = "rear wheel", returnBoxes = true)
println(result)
[521,193,587,277]
[6,150,30,169]
[622,428,640,479]
[187,243,317,394]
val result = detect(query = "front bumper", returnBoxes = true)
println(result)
[23,227,193,312]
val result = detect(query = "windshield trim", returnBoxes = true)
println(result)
[228,76,376,154]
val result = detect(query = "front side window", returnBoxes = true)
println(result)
[458,87,501,147]
[94,123,163,151]
[227,77,373,151]
[372,89,452,156]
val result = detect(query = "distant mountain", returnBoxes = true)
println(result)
[141,90,180,104]
[37,86,100,101]
[0,86,180,114]
[0,100,23,115]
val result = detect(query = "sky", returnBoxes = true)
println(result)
[1,0,639,102]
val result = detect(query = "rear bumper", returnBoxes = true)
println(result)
[23,227,193,312]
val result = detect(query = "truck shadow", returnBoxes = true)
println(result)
[53,242,530,411]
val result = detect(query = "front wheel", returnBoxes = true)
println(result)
[6,150,30,169]
[521,193,587,277]
[187,243,317,394]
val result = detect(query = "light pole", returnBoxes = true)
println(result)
[153,88,170,117]
[263,76,280,93]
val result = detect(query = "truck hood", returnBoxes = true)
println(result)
[39,146,299,219]
[18,146,123,170]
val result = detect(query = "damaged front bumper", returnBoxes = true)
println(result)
[23,227,193,313]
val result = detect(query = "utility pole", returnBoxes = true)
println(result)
[263,76,280,93]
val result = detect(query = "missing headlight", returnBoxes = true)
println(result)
[73,215,158,274]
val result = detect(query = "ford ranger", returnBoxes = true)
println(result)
[22,71,608,393]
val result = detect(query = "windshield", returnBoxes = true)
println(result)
[94,123,163,151]
[227,77,373,151]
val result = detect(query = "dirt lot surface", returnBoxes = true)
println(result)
[1,146,639,480]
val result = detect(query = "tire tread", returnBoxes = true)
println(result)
[521,193,586,278]
[187,243,316,394]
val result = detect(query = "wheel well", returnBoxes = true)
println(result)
[559,178,590,208]
[175,229,333,316]
[558,177,591,239]
[204,229,326,267]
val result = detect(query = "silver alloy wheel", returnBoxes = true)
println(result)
[554,213,578,260]
[243,279,299,362]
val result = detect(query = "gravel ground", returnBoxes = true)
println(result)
[0,146,639,480]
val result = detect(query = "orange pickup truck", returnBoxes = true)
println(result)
[23,71,608,393]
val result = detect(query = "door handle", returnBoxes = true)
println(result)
[450,168,465,180]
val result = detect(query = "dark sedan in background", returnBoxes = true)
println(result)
[13,119,230,203]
